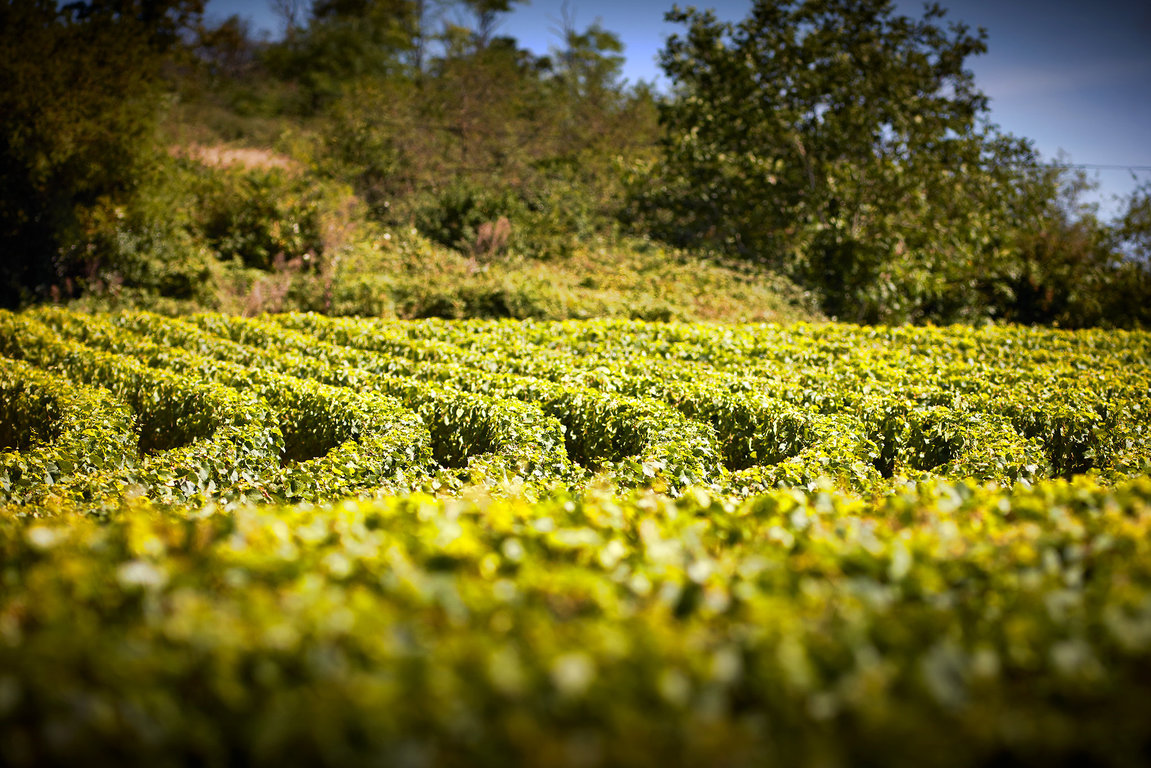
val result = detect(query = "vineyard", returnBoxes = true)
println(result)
[2,308,1151,766]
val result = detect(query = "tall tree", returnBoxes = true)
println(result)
[263,0,418,110]
[0,0,203,307]
[552,17,625,112]
[1118,182,1151,266]
[457,0,520,49]
[638,0,1058,321]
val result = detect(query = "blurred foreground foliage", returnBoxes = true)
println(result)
[4,479,1151,767]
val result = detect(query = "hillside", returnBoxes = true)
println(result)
[5,0,1149,325]
[54,143,818,324]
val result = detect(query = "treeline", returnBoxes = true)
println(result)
[2,0,1149,326]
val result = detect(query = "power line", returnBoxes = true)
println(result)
[1047,163,1151,172]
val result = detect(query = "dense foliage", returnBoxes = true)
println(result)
[0,0,203,306]
[635,0,1150,325]
[2,310,1150,764]
[1,308,1148,504]
[5,3,1150,755]
[2,0,1148,325]
[4,480,1151,768]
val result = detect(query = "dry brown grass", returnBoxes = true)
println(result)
[172,143,296,172]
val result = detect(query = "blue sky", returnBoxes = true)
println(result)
[208,0,1151,220]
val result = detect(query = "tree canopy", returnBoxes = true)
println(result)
[633,0,1140,323]
[0,0,203,306]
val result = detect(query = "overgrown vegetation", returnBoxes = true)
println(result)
[1,309,1151,766]
[2,0,1148,325]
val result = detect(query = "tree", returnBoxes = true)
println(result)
[313,5,654,258]
[551,16,626,125]
[1118,182,1151,266]
[193,13,258,81]
[455,0,521,49]
[0,0,203,307]
[262,0,419,110]
[638,0,1054,322]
